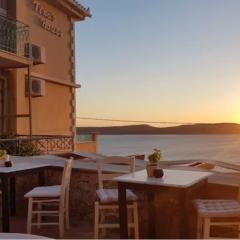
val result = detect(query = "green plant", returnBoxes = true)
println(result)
[0,133,16,139]
[148,149,162,165]
[16,141,42,156]
[0,149,7,160]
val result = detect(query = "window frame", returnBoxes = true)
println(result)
[0,0,7,15]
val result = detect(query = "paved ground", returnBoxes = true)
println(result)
[1,214,239,239]
[1,216,95,239]
[1,216,121,239]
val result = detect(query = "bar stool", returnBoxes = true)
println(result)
[194,186,240,239]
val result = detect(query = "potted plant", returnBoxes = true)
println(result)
[146,149,162,177]
[0,149,8,167]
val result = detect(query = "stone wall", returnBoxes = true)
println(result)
[46,168,99,220]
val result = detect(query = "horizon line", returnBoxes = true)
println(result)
[77,117,240,126]
[76,122,240,128]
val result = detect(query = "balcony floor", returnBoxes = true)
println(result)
[0,50,31,69]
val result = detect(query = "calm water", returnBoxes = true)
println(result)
[98,135,240,162]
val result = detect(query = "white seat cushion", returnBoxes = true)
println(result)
[24,185,61,198]
[195,199,240,218]
[96,188,138,204]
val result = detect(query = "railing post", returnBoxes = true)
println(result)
[92,132,98,142]
[92,132,98,153]
[72,135,75,152]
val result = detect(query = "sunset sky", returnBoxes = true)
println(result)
[75,0,240,127]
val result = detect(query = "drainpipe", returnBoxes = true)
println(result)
[0,73,7,135]
[27,66,32,137]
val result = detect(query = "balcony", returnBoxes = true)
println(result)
[0,133,98,155]
[0,135,74,155]
[0,14,31,69]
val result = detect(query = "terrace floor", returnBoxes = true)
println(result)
[2,215,239,239]
[1,216,97,239]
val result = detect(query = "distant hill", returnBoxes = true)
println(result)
[77,123,240,135]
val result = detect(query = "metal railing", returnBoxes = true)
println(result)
[0,14,29,57]
[76,134,94,143]
[0,135,74,155]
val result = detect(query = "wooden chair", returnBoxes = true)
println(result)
[24,158,73,238]
[94,156,139,239]
[194,185,240,239]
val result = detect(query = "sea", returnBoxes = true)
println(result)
[98,135,240,163]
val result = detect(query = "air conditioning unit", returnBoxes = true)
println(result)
[25,43,46,65]
[26,77,46,97]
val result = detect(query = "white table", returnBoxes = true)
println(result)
[115,169,212,239]
[0,233,52,239]
[0,161,49,232]
[0,154,145,233]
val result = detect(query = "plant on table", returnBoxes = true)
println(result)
[0,149,8,160]
[148,149,161,165]
[0,149,8,166]
[146,149,162,177]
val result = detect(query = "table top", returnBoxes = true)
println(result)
[0,233,52,239]
[0,161,49,174]
[0,155,145,175]
[115,169,212,188]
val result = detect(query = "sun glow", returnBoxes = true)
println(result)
[233,112,240,124]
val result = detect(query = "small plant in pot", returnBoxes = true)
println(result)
[146,149,162,177]
[0,149,8,167]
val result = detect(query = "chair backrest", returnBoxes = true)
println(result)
[97,156,135,189]
[60,158,73,203]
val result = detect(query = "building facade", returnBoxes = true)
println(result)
[0,0,92,152]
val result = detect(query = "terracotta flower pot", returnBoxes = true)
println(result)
[0,155,11,167]
[146,164,158,177]
[154,168,164,178]
[0,160,5,167]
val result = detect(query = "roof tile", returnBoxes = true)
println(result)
[70,0,91,17]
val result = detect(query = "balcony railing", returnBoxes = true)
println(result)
[0,135,74,155]
[0,14,29,57]
[76,134,94,143]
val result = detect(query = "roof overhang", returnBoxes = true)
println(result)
[49,0,92,21]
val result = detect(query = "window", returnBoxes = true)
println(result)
[0,0,7,10]
[0,0,7,15]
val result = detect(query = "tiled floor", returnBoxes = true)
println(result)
[1,216,95,239]
[1,215,239,239]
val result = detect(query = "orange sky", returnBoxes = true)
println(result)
[75,0,240,127]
